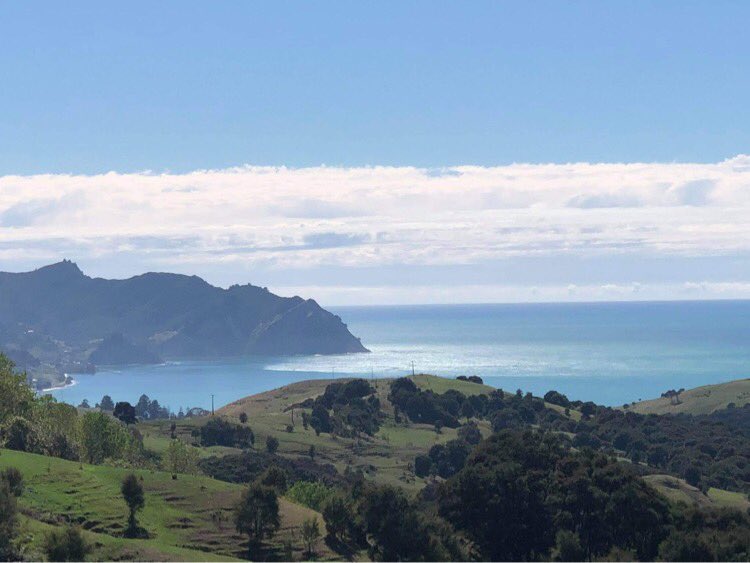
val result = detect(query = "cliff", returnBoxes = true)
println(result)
[0,261,367,368]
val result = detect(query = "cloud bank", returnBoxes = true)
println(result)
[1,156,749,303]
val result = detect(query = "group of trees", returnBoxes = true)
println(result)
[313,476,466,560]
[134,394,170,420]
[305,379,384,437]
[390,377,571,433]
[438,429,671,561]
[397,374,750,498]
[456,375,484,384]
[200,417,255,448]
[569,405,750,493]
[0,355,145,467]
[436,428,750,561]
[81,394,197,420]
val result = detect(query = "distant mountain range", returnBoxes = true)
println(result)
[0,261,367,386]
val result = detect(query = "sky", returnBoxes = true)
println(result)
[1,2,749,305]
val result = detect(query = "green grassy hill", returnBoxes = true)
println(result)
[628,378,750,415]
[214,375,489,490]
[211,374,579,490]
[0,448,332,561]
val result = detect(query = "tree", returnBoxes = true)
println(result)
[460,400,475,420]
[234,484,280,557]
[201,417,254,448]
[257,466,287,493]
[308,444,316,459]
[0,468,23,497]
[135,394,151,418]
[286,481,334,512]
[544,390,570,408]
[43,526,90,562]
[2,416,38,452]
[360,484,448,561]
[554,530,585,562]
[658,531,713,561]
[0,480,19,561]
[165,440,199,477]
[239,412,248,424]
[0,354,34,427]
[438,431,558,561]
[322,494,353,542]
[266,435,279,454]
[414,454,432,477]
[79,411,133,464]
[99,395,115,411]
[78,399,90,409]
[301,517,321,558]
[121,473,145,537]
[457,421,482,445]
[113,402,136,425]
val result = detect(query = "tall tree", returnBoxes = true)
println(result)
[121,474,145,537]
[301,517,321,558]
[234,484,280,557]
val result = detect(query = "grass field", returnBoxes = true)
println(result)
[643,474,750,511]
[0,448,334,561]
[629,379,750,415]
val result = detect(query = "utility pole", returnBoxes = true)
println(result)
[411,361,415,376]
[211,394,214,416]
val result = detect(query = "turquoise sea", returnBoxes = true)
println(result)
[48,300,750,411]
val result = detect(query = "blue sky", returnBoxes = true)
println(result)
[1,1,749,173]
[1,2,749,305]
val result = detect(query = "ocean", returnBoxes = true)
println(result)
[48,300,750,411]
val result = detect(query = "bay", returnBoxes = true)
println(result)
[48,300,750,409]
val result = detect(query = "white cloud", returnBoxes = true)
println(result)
[1,156,750,302]
[270,281,750,306]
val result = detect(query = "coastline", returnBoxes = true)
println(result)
[41,375,77,393]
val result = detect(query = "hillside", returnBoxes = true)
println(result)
[0,448,333,561]
[211,374,571,490]
[0,261,367,386]
[5,361,750,562]
[629,378,750,415]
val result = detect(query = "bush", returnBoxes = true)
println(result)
[1,416,38,452]
[43,526,90,561]
[265,435,279,454]
[286,481,334,511]
[0,467,23,497]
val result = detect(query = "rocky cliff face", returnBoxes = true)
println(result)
[0,261,367,371]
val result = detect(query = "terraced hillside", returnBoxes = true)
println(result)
[0,449,332,561]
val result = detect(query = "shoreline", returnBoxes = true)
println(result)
[41,376,77,393]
